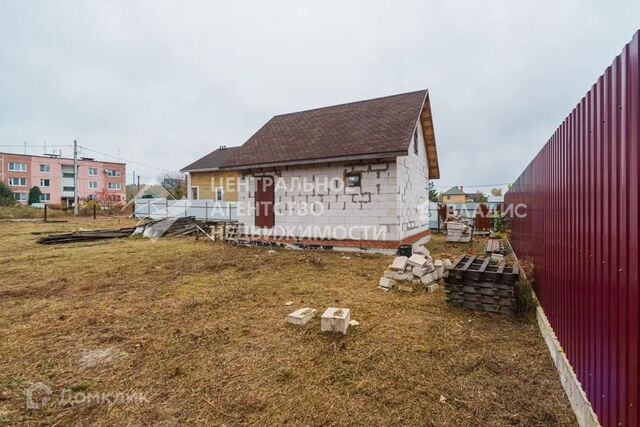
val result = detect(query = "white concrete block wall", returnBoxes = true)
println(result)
[237,161,400,241]
[396,120,431,240]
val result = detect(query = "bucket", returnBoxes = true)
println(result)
[397,244,412,257]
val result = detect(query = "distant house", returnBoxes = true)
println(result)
[220,90,440,249]
[440,186,467,203]
[440,186,486,203]
[181,146,240,202]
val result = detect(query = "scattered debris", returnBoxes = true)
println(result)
[439,395,447,403]
[287,308,317,326]
[348,319,360,327]
[321,307,351,334]
[268,250,276,254]
[285,301,294,306]
[37,228,135,244]
[142,217,201,238]
[427,283,439,293]
[341,256,351,260]
[444,255,519,315]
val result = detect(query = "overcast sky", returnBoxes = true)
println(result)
[1,1,638,193]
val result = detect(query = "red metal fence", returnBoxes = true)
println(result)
[505,31,639,426]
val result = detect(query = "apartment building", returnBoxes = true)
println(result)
[0,152,126,206]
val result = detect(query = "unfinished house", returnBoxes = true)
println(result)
[181,146,240,202]
[221,90,440,250]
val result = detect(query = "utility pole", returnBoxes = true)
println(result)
[73,140,79,215]
[137,175,141,193]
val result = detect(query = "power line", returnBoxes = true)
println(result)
[78,145,172,173]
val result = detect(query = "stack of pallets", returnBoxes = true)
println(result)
[444,255,519,315]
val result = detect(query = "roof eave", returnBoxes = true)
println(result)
[418,91,440,180]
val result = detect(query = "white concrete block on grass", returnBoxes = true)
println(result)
[420,273,435,285]
[413,245,430,257]
[321,308,351,334]
[389,256,409,271]
[412,266,430,277]
[426,283,439,293]
[407,254,428,268]
[286,308,317,326]
[443,259,454,270]
[379,277,397,289]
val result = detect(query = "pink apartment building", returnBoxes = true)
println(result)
[0,152,126,206]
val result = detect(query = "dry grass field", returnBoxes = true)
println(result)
[0,218,575,426]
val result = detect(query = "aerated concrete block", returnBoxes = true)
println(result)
[443,259,454,270]
[412,266,430,277]
[421,273,435,285]
[379,277,397,289]
[407,254,428,268]
[389,256,409,271]
[413,245,430,257]
[321,307,351,334]
[427,284,439,293]
[286,308,317,326]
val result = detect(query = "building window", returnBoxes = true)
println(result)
[106,169,120,177]
[40,193,51,202]
[107,182,121,190]
[13,192,27,201]
[8,162,27,171]
[88,167,98,176]
[414,128,419,155]
[40,179,50,187]
[214,187,223,201]
[89,181,98,189]
[345,172,361,188]
[8,177,27,186]
[190,186,199,200]
[40,164,50,173]
[63,186,74,192]
[62,172,75,178]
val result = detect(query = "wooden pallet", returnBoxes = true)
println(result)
[444,254,518,315]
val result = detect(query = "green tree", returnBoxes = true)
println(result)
[0,181,16,206]
[428,181,439,202]
[28,186,42,205]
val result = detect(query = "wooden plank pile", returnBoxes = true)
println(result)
[443,255,519,315]
[37,228,135,244]
[141,217,201,239]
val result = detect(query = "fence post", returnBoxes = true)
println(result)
[148,200,151,218]
[205,201,208,221]
[227,202,231,221]
[184,200,188,218]
[44,204,47,222]
[93,204,96,219]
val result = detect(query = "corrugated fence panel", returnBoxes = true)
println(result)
[505,31,639,426]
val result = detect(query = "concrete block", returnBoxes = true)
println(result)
[397,284,414,293]
[491,253,505,262]
[321,307,351,334]
[286,308,317,326]
[389,256,408,271]
[412,266,430,277]
[432,269,440,280]
[434,259,443,267]
[420,273,434,285]
[413,245,430,257]
[407,254,428,268]
[426,283,439,293]
[379,277,397,289]
[443,259,454,270]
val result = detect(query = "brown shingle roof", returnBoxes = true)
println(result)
[181,147,240,172]
[222,90,439,178]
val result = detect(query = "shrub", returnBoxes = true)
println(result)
[0,182,16,206]
[28,186,42,205]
